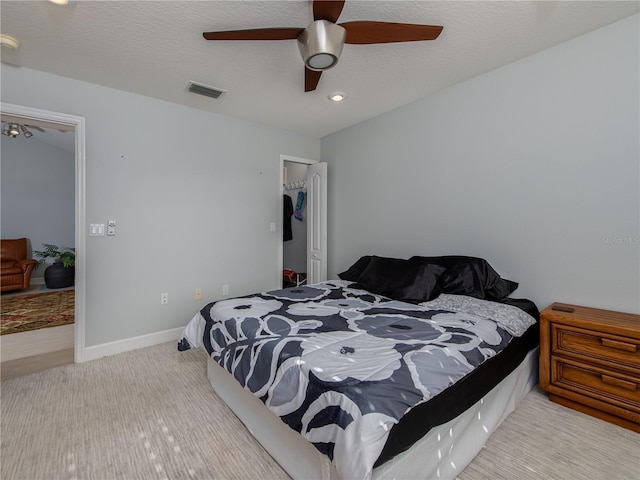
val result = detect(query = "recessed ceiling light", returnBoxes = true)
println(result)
[0,34,20,50]
[328,92,347,102]
[48,0,76,6]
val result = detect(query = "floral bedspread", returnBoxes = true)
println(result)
[178,280,535,480]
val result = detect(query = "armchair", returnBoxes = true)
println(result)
[1,238,39,292]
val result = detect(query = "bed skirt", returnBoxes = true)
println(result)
[206,347,539,479]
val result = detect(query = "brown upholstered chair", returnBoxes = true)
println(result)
[1,238,38,292]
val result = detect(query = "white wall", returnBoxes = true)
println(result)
[1,135,75,281]
[322,15,640,314]
[1,66,320,347]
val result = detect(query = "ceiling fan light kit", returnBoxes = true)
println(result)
[298,20,346,71]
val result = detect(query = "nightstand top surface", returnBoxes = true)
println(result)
[542,303,640,338]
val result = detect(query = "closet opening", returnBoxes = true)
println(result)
[279,155,327,288]
[283,161,309,288]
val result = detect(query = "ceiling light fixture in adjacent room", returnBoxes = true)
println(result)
[20,125,33,138]
[2,122,33,139]
[328,92,347,102]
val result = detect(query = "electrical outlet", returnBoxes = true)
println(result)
[160,292,168,305]
[222,284,229,296]
[107,220,116,236]
[195,288,202,300]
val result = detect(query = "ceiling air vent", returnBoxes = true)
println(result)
[187,81,226,99]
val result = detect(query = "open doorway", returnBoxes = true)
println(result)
[282,160,309,287]
[279,155,327,288]
[0,102,86,377]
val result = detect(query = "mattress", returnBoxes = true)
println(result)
[207,347,539,479]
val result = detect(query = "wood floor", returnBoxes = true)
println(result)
[1,284,75,380]
[1,348,74,380]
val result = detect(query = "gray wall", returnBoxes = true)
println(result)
[1,135,75,281]
[322,15,640,314]
[1,66,320,347]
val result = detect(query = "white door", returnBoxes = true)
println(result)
[307,162,327,283]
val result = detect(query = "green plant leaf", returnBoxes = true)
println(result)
[33,243,75,268]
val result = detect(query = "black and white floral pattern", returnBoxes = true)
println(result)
[178,281,535,480]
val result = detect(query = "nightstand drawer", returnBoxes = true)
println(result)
[551,357,640,412]
[552,324,640,371]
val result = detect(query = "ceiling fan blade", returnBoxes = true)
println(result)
[305,68,323,92]
[340,21,443,44]
[203,28,304,41]
[313,0,345,23]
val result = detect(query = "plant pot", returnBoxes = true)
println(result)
[44,263,74,289]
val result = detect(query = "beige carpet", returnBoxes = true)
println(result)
[1,342,638,480]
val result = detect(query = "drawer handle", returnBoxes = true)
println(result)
[601,374,637,391]
[601,338,638,353]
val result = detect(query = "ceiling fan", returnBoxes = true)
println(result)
[203,0,443,92]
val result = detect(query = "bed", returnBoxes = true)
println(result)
[178,255,540,480]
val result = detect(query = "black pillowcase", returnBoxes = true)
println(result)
[410,255,518,300]
[338,255,374,282]
[339,254,518,302]
[351,257,445,304]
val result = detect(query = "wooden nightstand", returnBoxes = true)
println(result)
[539,303,640,432]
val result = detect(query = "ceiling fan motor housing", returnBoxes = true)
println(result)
[298,20,346,71]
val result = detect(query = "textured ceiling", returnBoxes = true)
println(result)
[1,1,638,138]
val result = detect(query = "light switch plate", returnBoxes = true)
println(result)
[90,224,105,236]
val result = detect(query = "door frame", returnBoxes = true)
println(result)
[279,154,318,287]
[1,102,87,363]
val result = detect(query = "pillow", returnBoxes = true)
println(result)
[409,255,517,301]
[351,256,445,304]
[486,278,519,301]
[338,255,373,282]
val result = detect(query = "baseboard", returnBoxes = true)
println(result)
[82,327,184,362]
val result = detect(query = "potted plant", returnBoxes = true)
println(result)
[34,243,75,289]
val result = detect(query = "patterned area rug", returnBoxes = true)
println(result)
[1,290,75,335]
